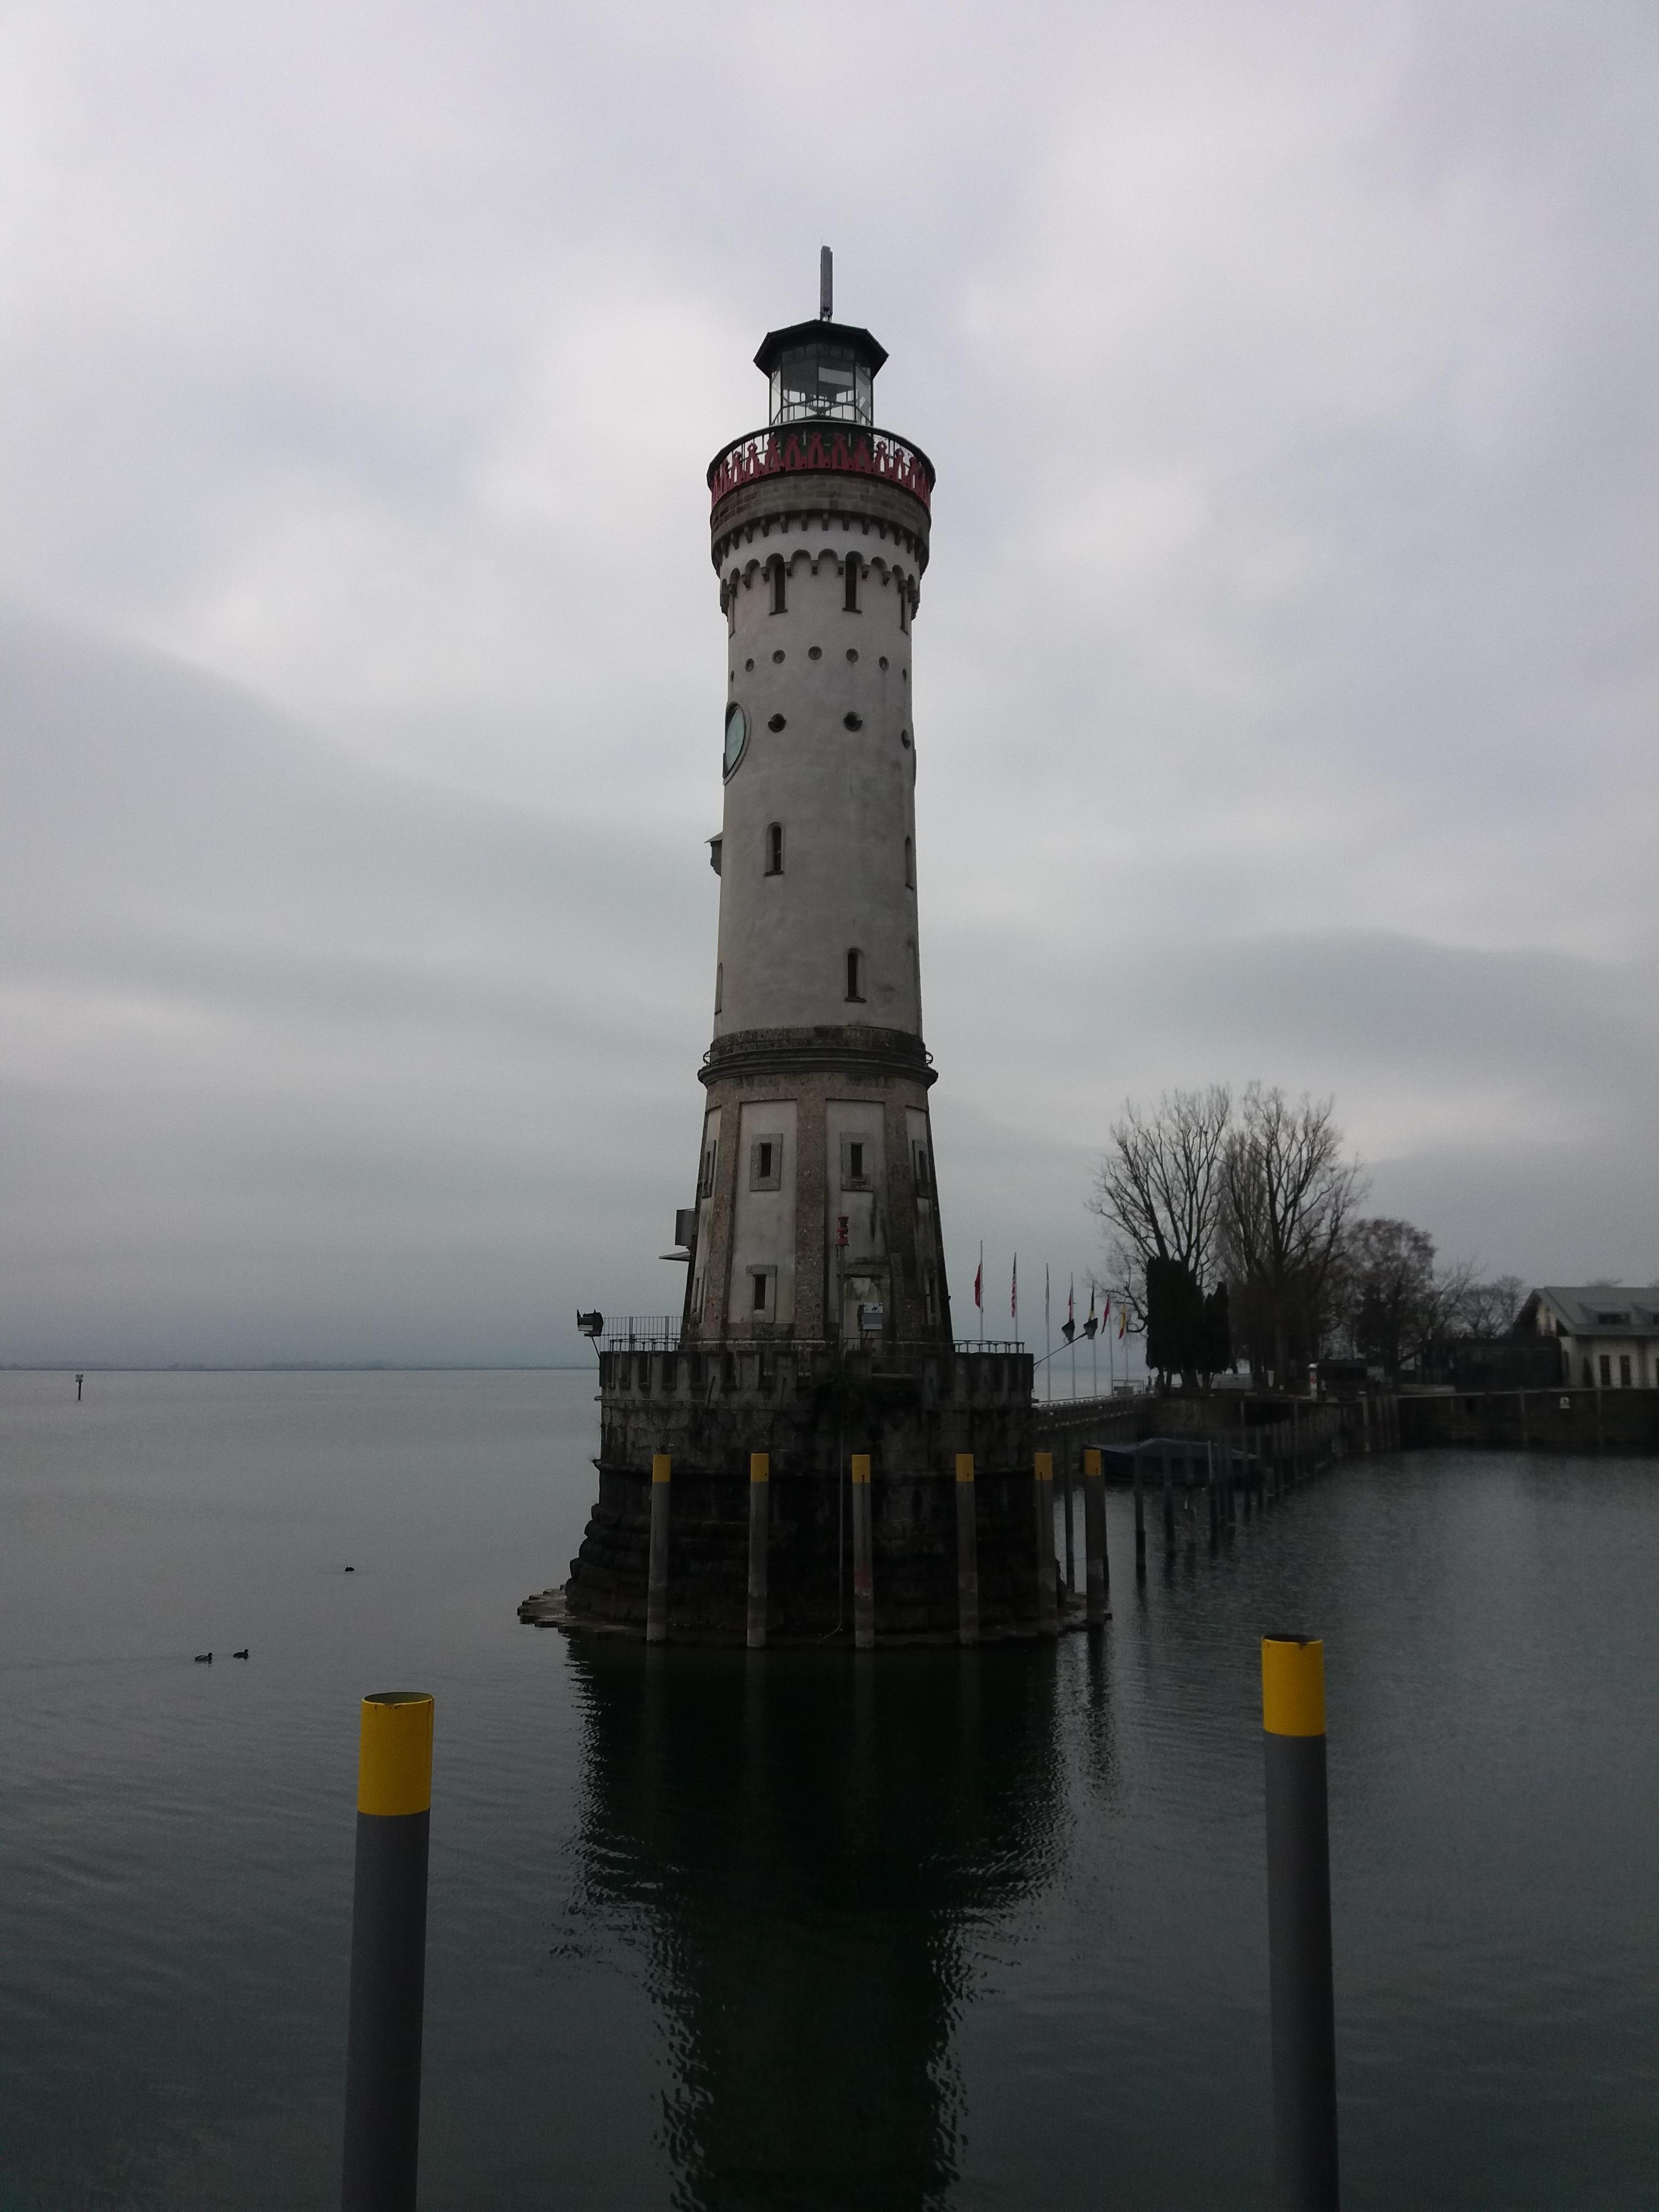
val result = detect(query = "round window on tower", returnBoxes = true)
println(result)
[723,702,748,779]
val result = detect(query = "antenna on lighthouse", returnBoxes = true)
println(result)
[819,245,833,320]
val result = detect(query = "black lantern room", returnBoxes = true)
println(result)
[754,318,888,428]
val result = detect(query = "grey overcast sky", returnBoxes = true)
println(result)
[2,1,1656,1365]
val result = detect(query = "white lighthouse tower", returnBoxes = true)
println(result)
[559,259,1036,1645]
[684,251,950,1353]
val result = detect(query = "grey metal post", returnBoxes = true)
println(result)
[954,1454,979,1646]
[850,1453,875,1650]
[746,1452,769,1649]
[646,1453,670,1645]
[1083,1447,1108,1623]
[342,1693,434,2212]
[1262,1637,1339,2212]
[1034,1452,1058,1637]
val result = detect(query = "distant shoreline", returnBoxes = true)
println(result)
[0,1363,595,1374]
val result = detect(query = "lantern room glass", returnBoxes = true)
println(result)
[768,344,874,426]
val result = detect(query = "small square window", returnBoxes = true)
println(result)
[840,1136,871,1190]
[749,1135,784,1191]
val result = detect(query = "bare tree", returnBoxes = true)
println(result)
[1452,1274,1527,1337]
[1087,1085,1232,1329]
[1219,1085,1366,1388]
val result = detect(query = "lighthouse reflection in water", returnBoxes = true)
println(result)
[565,1643,1066,2209]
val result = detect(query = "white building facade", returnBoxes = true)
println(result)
[1520,1286,1659,1391]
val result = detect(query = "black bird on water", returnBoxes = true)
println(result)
[343,1565,355,1573]
[194,1651,212,1663]
[233,1648,249,1660]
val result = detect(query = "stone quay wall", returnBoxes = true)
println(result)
[564,1343,1037,1642]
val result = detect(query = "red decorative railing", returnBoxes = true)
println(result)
[708,425,935,512]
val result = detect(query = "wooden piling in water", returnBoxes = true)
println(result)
[646,1453,671,1645]
[1062,1446,1077,1597]
[746,1452,769,1650]
[955,1453,979,1646]
[850,1453,874,1650]
[1207,1441,1220,1550]
[1034,1452,1058,1638]
[1162,1445,1175,1549]
[1083,1447,1107,1624]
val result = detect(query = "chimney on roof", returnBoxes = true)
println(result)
[819,245,832,320]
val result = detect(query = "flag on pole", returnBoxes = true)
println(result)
[1118,1302,1127,1339]
[974,1255,982,1310]
[1084,1288,1097,1340]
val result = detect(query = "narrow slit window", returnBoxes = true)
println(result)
[904,835,914,888]
[727,573,737,634]
[845,947,865,1002]
[752,1272,768,1312]
[770,559,787,615]
[766,823,784,875]
[844,557,860,612]
[714,962,723,1014]
[899,584,910,634]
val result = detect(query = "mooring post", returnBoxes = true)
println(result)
[955,1453,979,1646]
[1207,1441,1220,1550]
[746,1452,769,1649]
[342,1691,434,2212]
[850,1452,875,1650]
[1133,1444,1147,1577]
[1262,1636,1339,2212]
[1517,1390,1528,1450]
[1083,1447,1107,1624]
[1062,1445,1077,1596]
[646,1452,671,1645]
[1034,1451,1058,1637]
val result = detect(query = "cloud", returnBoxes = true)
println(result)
[0,3,1654,1356]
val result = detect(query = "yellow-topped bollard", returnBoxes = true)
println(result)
[342,1693,434,2212]
[1261,1638,1338,2212]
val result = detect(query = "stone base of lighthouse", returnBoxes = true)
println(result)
[558,1343,1040,1642]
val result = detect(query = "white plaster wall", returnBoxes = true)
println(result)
[727,1098,798,1328]
[1561,1334,1656,1387]
[825,1097,888,1336]
[689,1105,720,1324]
[714,526,922,1036]
[905,1103,941,1329]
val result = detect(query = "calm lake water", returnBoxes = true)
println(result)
[2,1369,1656,2210]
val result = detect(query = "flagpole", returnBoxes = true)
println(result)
[1069,1274,1077,1401]
[1043,1264,1051,1404]
[1090,1292,1098,1400]
[977,1239,984,1346]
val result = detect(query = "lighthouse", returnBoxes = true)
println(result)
[558,258,1038,1645]
[687,250,946,1355]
